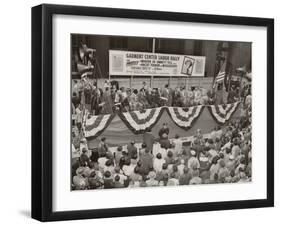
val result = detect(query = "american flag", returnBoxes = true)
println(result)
[215,71,226,82]
[213,71,226,88]
[213,61,226,88]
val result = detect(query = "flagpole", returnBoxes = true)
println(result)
[151,38,156,88]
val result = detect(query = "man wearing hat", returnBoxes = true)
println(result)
[187,149,200,170]
[103,171,114,189]
[143,128,155,153]
[139,148,154,175]
[139,143,147,157]
[151,88,160,108]
[98,137,108,157]
[226,155,236,172]
[179,167,192,185]
[102,86,114,115]
[79,138,89,155]
[209,156,220,181]
[172,134,182,157]
[129,166,142,183]
[161,84,172,106]
[73,167,88,190]
[114,175,125,188]
[218,160,230,182]
[153,153,165,173]
[158,123,169,139]
[80,148,90,166]
[114,146,123,166]
[159,133,171,150]
[122,159,135,177]
[113,166,127,184]
[88,171,103,189]
[232,138,241,159]
[146,171,158,186]
[127,140,137,159]
[189,170,202,185]
[167,172,180,186]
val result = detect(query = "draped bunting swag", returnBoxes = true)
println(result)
[207,102,240,125]
[84,114,115,139]
[118,107,165,134]
[83,102,240,138]
[166,106,205,130]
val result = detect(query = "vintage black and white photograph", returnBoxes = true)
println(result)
[71,34,252,191]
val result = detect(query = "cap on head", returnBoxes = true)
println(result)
[90,171,96,177]
[148,171,156,179]
[114,166,120,173]
[76,167,84,175]
[82,148,87,153]
[104,171,111,178]
[190,150,196,156]
[115,175,120,182]
[156,153,162,159]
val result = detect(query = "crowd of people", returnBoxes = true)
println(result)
[71,94,252,190]
[72,77,251,118]
[71,72,252,190]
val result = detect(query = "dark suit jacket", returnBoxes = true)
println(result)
[143,132,155,151]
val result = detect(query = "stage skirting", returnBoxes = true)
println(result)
[85,102,241,149]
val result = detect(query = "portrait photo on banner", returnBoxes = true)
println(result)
[71,34,252,191]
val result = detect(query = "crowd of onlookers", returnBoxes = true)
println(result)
[71,94,252,190]
[72,77,251,118]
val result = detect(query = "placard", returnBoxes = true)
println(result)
[109,50,206,77]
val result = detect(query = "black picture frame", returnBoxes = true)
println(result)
[32,4,274,222]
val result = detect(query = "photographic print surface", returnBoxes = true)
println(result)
[71,34,252,191]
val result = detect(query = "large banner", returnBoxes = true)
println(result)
[109,50,206,77]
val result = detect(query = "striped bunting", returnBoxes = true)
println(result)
[208,102,240,124]
[118,107,165,134]
[166,105,204,130]
[84,114,115,139]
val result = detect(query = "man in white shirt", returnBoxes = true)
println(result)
[154,144,167,160]
[177,159,186,175]
[189,170,202,185]
[187,150,200,170]
[167,172,180,186]
[172,134,182,157]
[153,153,165,173]
[146,171,159,186]
[98,155,107,172]
[113,166,127,185]
[122,160,135,177]
[208,147,218,163]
